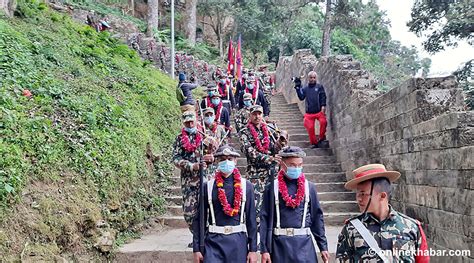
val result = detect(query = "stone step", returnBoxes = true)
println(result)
[237,163,340,173]
[289,133,310,141]
[321,201,359,213]
[314,182,347,192]
[289,140,312,148]
[116,227,343,262]
[168,205,183,216]
[165,196,182,206]
[169,186,181,195]
[301,147,333,156]
[318,192,355,201]
[324,212,360,226]
[157,216,188,228]
[305,172,346,183]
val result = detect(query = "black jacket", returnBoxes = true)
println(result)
[296,83,327,114]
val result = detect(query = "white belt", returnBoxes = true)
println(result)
[209,224,247,235]
[222,100,231,103]
[273,227,311,236]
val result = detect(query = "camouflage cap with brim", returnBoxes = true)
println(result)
[182,111,196,123]
[250,105,263,113]
[214,145,240,157]
[278,146,306,158]
[203,107,215,115]
[243,93,253,100]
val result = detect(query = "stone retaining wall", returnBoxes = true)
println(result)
[276,50,473,262]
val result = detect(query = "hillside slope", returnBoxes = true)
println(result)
[0,0,180,260]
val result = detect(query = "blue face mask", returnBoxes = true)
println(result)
[218,160,235,174]
[211,98,220,106]
[220,79,226,84]
[184,127,197,134]
[247,83,254,90]
[244,100,252,107]
[207,91,215,97]
[285,166,303,180]
[204,116,215,125]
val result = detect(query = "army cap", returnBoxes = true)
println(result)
[278,146,306,158]
[206,85,218,92]
[214,145,240,157]
[246,75,256,82]
[182,111,196,123]
[203,107,215,115]
[250,105,263,114]
[243,93,253,101]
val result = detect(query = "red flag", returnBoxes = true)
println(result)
[235,35,243,82]
[227,37,234,76]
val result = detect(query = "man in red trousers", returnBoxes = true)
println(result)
[294,71,328,148]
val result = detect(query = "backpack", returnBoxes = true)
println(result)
[176,83,186,104]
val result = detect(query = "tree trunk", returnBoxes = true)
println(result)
[184,0,197,45]
[0,0,15,16]
[321,0,332,57]
[129,0,135,16]
[146,0,159,37]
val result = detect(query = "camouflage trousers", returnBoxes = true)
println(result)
[180,170,201,233]
[247,166,272,225]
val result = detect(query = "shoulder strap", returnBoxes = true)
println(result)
[350,219,390,263]
[273,178,280,228]
[207,179,216,225]
[301,180,310,228]
[240,179,246,223]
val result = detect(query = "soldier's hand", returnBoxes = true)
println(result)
[269,155,282,164]
[192,163,206,171]
[203,154,214,163]
[247,252,257,263]
[193,252,203,263]
[261,252,272,263]
[321,251,330,263]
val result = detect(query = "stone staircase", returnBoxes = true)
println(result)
[115,94,358,262]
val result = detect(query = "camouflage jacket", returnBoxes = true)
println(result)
[239,123,280,168]
[172,132,201,174]
[234,107,251,134]
[336,206,429,263]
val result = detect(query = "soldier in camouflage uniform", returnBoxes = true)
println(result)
[172,111,208,244]
[240,105,286,222]
[336,164,429,263]
[234,93,253,135]
[202,107,228,179]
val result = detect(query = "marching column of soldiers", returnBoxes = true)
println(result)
[172,70,430,263]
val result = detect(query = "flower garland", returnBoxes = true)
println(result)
[278,170,305,208]
[206,97,223,122]
[181,128,202,153]
[245,84,258,99]
[215,168,243,217]
[218,83,228,98]
[247,122,270,153]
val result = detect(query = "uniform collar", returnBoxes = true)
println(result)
[362,205,397,224]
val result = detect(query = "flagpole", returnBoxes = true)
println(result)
[170,0,175,79]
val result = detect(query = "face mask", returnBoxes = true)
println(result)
[211,98,220,106]
[220,79,226,84]
[207,91,215,97]
[218,160,235,174]
[204,116,215,125]
[286,167,303,179]
[247,83,254,90]
[244,100,252,107]
[184,127,197,134]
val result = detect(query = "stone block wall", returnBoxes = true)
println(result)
[276,52,473,262]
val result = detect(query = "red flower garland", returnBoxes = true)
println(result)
[181,128,202,153]
[247,122,270,153]
[215,168,243,217]
[278,170,305,208]
[218,83,228,98]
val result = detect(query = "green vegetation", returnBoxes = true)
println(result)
[0,0,180,259]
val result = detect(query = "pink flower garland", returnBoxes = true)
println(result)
[247,122,270,153]
[181,128,202,153]
[278,170,305,208]
[215,168,243,217]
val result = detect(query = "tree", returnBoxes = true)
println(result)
[197,0,234,57]
[321,0,332,56]
[408,0,473,109]
[184,0,198,45]
[146,0,159,37]
[407,0,473,54]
